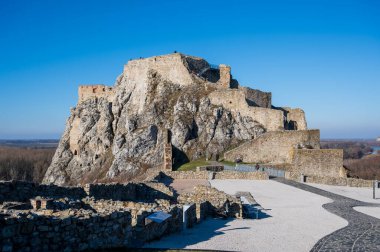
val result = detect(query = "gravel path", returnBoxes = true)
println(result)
[145,180,347,252]
[273,178,380,252]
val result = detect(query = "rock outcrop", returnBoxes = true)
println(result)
[43,53,306,185]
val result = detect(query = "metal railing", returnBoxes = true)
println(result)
[223,164,285,178]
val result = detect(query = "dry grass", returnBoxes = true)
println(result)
[345,154,380,180]
[0,146,55,182]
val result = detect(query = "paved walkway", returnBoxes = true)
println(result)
[308,182,380,204]
[274,178,380,252]
[145,180,347,252]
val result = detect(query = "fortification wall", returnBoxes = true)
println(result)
[123,53,200,113]
[240,87,272,108]
[224,130,320,164]
[282,107,307,130]
[123,53,196,87]
[291,149,345,178]
[208,89,284,131]
[78,85,114,104]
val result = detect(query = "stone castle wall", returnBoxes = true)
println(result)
[224,130,320,164]
[282,107,307,130]
[208,89,284,131]
[240,87,272,108]
[78,85,114,104]
[291,149,345,178]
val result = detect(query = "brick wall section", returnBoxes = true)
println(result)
[224,130,320,164]
[292,149,344,178]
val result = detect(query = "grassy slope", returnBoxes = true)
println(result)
[176,159,210,171]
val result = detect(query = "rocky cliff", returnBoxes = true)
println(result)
[43,53,306,185]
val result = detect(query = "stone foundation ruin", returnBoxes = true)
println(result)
[0,179,244,252]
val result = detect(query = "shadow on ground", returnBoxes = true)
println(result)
[141,218,251,250]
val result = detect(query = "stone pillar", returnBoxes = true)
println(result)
[218,64,231,88]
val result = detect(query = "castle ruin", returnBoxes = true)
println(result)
[45,52,348,185]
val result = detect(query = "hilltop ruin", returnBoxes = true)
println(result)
[43,53,347,185]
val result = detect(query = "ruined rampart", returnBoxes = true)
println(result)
[224,130,320,164]
[0,179,244,251]
[209,89,284,131]
[240,86,272,108]
[78,85,114,104]
[282,107,307,130]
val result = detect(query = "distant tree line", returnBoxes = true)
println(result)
[0,147,55,182]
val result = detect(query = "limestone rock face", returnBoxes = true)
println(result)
[43,53,305,185]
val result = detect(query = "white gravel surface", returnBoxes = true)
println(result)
[353,206,380,219]
[144,179,347,252]
[308,183,380,203]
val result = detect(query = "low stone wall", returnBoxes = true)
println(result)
[0,179,237,251]
[178,185,242,219]
[0,181,174,204]
[214,171,268,180]
[0,205,186,252]
[196,165,224,172]
[84,183,137,201]
[0,209,133,252]
[0,181,86,203]
[159,171,268,180]
[286,172,373,188]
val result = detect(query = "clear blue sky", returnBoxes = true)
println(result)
[0,0,379,139]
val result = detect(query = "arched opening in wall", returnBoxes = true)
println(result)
[92,88,96,93]
[74,150,78,155]
[229,101,232,104]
